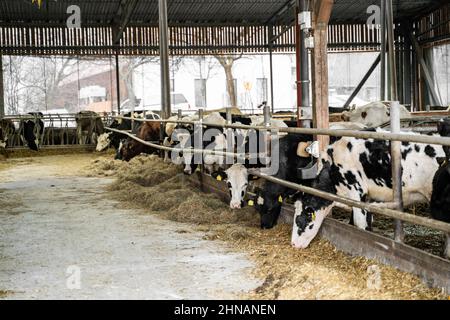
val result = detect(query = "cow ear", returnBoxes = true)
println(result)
[211,170,227,181]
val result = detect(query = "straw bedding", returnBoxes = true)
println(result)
[87,154,446,300]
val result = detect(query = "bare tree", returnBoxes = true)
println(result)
[214,54,244,107]
[3,56,23,114]
[120,56,159,109]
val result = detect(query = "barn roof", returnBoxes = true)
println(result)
[0,0,448,55]
[0,0,445,26]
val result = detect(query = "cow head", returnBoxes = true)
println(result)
[291,163,335,248]
[119,139,135,162]
[213,164,249,209]
[96,133,112,152]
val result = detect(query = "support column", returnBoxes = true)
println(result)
[269,26,275,114]
[403,22,412,107]
[386,0,398,101]
[297,0,311,127]
[159,0,171,119]
[115,53,121,113]
[0,54,4,117]
[295,7,303,126]
[380,0,386,101]
[312,0,333,152]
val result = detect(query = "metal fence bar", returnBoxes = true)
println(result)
[391,102,405,242]
[113,115,450,147]
[104,124,450,235]
[248,170,450,234]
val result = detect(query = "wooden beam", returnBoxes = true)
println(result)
[314,0,333,25]
[312,0,333,152]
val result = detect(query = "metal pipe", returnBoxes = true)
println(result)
[159,0,171,119]
[247,170,450,234]
[226,107,232,124]
[115,53,121,113]
[403,22,412,106]
[269,25,275,114]
[299,0,310,121]
[445,234,450,259]
[386,0,398,101]
[380,0,386,101]
[390,101,405,242]
[0,53,4,118]
[263,105,271,127]
[105,123,450,234]
[114,115,450,147]
[343,54,381,109]
[177,109,182,120]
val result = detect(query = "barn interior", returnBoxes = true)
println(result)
[0,0,450,300]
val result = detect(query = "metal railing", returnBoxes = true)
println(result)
[107,104,450,257]
[0,113,109,149]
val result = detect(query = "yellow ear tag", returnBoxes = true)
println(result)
[248,200,254,207]
[312,212,316,221]
[278,196,283,203]
[216,175,222,181]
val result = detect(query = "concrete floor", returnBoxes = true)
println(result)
[0,156,261,299]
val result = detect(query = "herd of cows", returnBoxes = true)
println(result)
[1,102,449,255]
[0,111,105,150]
[94,101,450,255]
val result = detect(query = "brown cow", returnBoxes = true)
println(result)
[120,121,161,161]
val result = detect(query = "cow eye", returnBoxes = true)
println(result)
[227,182,232,189]
[241,191,245,198]
[361,111,368,119]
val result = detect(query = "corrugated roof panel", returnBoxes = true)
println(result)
[0,0,445,25]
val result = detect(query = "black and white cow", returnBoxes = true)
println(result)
[175,112,228,175]
[223,133,314,228]
[291,129,446,249]
[341,101,411,128]
[23,112,44,151]
[96,112,143,158]
[0,119,15,148]
[430,119,450,226]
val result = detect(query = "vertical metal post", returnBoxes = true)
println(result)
[298,0,311,127]
[115,53,121,114]
[391,101,404,242]
[269,25,275,114]
[263,104,271,127]
[386,0,398,101]
[226,107,234,165]
[0,53,4,118]
[380,0,386,101]
[195,109,204,171]
[226,107,232,124]
[403,23,412,106]
[445,234,450,259]
[177,108,182,120]
[263,104,271,167]
[269,49,275,114]
[159,0,171,120]
[295,7,302,126]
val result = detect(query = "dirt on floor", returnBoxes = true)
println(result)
[0,153,262,300]
[87,154,447,300]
